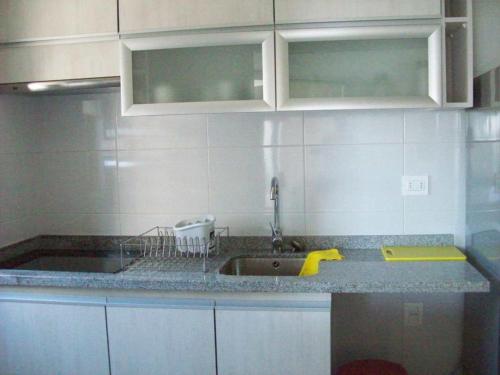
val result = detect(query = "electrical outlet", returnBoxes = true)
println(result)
[404,302,423,327]
[402,176,429,196]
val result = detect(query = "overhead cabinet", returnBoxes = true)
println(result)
[443,0,473,107]
[119,0,274,34]
[275,0,442,24]
[0,0,119,85]
[120,31,276,115]
[275,24,443,111]
[0,40,119,84]
[0,0,117,43]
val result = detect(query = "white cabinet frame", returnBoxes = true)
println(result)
[120,31,275,116]
[276,24,443,111]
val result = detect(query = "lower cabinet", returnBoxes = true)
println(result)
[0,293,331,375]
[215,299,332,375]
[0,295,110,375]
[106,298,217,375]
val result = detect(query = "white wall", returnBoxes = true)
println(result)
[31,91,466,239]
[0,95,40,247]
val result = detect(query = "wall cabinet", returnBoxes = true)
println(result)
[443,0,473,107]
[275,24,442,111]
[107,298,216,375]
[215,299,331,375]
[119,0,274,34]
[0,295,109,375]
[0,0,117,43]
[120,31,275,116]
[0,40,119,84]
[275,0,442,24]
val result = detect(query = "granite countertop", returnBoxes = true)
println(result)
[0,235,490,293]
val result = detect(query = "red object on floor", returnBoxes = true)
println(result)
[337,359,408,375]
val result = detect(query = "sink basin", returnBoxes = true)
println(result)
[13,256,134,273]
[219,256,305,276]
[0,250,135,274]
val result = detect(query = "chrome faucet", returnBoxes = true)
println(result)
[270,177,283,254]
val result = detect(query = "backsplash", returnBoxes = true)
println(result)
[0,95,40,247]
[0,91,466,246]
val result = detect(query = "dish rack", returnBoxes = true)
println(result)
[120,226,229,273]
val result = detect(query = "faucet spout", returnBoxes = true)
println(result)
[270,177,282,254]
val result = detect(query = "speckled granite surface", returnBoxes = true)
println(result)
[0,235,489,293]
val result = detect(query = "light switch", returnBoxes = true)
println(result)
[402,176,429,196]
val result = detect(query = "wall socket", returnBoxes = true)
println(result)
[404,302,423,326]
[402,176,429,196]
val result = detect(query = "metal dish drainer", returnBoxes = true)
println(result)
[120,226,229,273]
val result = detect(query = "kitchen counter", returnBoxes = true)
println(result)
[0,237,490,293]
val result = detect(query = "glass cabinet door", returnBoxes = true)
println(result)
[121,31,275,116]
[276,25,442,111]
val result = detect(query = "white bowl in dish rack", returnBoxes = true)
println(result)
[173,215,216,254]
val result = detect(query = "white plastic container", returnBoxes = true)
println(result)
[173,215,216,254]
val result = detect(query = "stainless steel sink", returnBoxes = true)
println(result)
[0,250,135,274]
[219,257,305,276]
[14,256,134,273]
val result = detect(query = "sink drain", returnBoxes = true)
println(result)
[272,261,280,269]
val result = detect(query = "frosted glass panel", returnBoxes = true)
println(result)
[288,39,429,99]
[132,44,263,104]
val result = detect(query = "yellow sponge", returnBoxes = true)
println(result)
[299,249,344,277]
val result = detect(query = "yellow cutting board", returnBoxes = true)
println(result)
[381,246,466,261]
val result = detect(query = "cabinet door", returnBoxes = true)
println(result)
[107,298,216,375]
[0,295,109,375]
[275,0,441,24]
[0,0,117,43]
[216,299,331,375]
[0,40,119,84]
[276,24,442,111]
[119,0,273,34]
[120,31,275,115]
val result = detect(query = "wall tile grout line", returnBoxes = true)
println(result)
[114,95,123,236]
[206,115,212,215]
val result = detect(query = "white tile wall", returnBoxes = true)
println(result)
[38,93,117,152]
[208,112,303,147]
[118,149,209,214]
[118,114,207,150]
[305,144,404,212]
[304,110,404,145]
[209,146,304,213]
[0,91,468,240]
[0,95,40,247]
